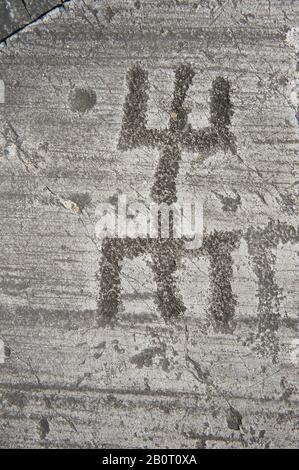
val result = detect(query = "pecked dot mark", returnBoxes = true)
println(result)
[69,87,97,113]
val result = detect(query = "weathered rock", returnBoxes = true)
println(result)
[0,0,298,449]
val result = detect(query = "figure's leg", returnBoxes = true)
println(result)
[151,240,185,320]
[97,238,123,325]
[98,238,149,324]
[204,231,239,333]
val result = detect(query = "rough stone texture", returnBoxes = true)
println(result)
[0,1,73,43]
[0,0,298,449]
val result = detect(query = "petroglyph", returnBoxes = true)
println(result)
[98,65,299,359]
[1,0,299,449]
[98,64,236,326]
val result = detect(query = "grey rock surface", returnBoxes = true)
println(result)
[0,0,298,449]
[0,1,72,42]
